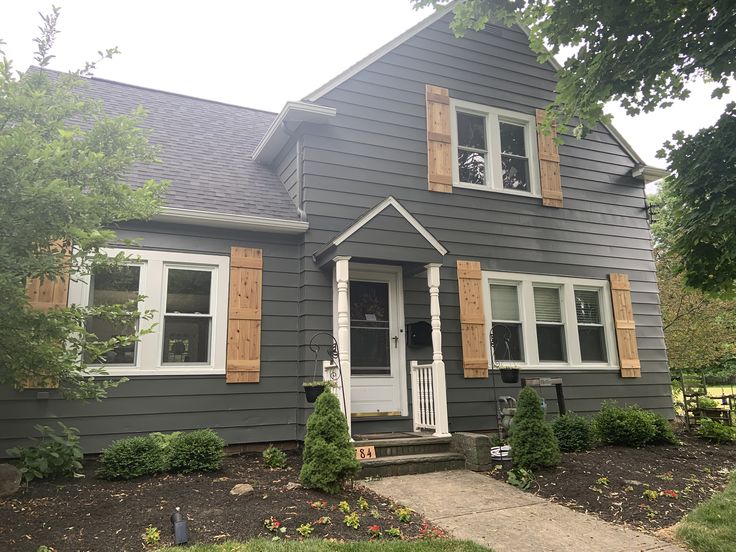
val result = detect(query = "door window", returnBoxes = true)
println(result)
[350,281,391,375]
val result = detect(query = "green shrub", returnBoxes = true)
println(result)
[148,431,181,455]
[593,402,658,447]
[6,423,83,483]
[510,387,560,470]
[697,418,736,443]
[167,429,225,474]
[697,396,720,409]
[96,435,166,480]
[551,412,595,452]
[651,414,678,444]
[300,391,360,493]
[262,444,288,469]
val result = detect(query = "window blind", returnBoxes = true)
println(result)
[533,287,561,323]
[490,284,519,321]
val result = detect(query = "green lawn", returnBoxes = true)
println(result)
[676,471,736,552]
[160,539,490,552]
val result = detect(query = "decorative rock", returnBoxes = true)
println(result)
[229,483,254,496]
[0,464,22,497]
[285,481,302,491]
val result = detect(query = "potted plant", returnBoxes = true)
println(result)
[303,380,332,403]
[499,367,520,384]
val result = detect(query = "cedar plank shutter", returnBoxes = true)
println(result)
[226,247,263,383]
[426,84,453,193]
[23,247,70,389]
[457,260,488,378]
[535,109,563,208]
[609,273,641,378]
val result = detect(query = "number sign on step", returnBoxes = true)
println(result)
[354,445,376,461]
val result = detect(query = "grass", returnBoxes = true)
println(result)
[159,539,491,552]
[676,472,736,552]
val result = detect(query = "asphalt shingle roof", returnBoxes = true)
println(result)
[63,72,300,221]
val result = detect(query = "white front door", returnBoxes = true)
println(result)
[348,266,406,416]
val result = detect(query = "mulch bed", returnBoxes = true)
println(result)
[0,451,431,552]
[488,433,736,531]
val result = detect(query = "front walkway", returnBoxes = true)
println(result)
[363,471,686,552]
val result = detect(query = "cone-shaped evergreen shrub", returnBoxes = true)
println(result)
[300,390,360,494]
[510,387,561,470]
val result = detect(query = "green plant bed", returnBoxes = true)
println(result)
[158,539,492,552]
[676,472,736,552]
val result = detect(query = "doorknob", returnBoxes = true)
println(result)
[392,336,399,348]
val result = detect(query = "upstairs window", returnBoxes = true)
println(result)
[451,99,539,196]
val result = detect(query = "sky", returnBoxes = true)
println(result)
[2,0,734,168]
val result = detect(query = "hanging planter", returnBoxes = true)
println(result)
[303,381,328,403]
[500,368,520,384]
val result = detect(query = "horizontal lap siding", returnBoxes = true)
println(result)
[0,222,301,455]
[298,13,671,434]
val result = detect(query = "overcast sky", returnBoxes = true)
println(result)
[2,1,733,168]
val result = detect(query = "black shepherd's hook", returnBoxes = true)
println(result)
[308,332,348,419]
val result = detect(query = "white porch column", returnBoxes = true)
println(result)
[334,256,352,436]
[427,263,450,437]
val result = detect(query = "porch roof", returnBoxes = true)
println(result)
[313,196,447,268]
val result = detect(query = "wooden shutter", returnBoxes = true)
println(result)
[609,273,641,378]
[457,260,488,378]
[226,247,263,383]
[536,109,563,208]
[426,84,452,193]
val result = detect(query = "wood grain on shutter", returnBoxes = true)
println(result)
[609,273,641,378]
[457,260,488,378]
[227,247,263,383]
[426,84,453,193]
[535,109,563,208]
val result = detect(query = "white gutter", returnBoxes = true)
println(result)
[632,166,670,184]
[154,207,309,234]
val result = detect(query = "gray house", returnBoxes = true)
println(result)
[2,10,672,457]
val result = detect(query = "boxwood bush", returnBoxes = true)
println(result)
[167,429,225,474]
[551,412,596,452]
[593,401,676,447]
[96,435,166,480]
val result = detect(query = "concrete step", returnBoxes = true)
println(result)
[358,451,466,478]
[354,436,453,458]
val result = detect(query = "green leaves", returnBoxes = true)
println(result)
[6,422,83,483]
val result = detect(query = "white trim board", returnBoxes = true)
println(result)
[155,207,309,234]
[317,196,448,259]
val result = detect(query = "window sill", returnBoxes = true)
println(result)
[453,182,540,198]
[492,364,619,372]
[90,366,226,377]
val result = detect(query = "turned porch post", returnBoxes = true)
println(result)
[427,263,450,437]
[335,256,352,436]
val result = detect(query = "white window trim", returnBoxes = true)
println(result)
[481,271,619,371]
[68,248,230,376]
[450,98,540,197]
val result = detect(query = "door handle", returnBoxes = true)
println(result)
[392,336,399,348]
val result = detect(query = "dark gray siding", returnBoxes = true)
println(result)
[0,222,301,454]
[274,139,300,209]
[297,14,671,434]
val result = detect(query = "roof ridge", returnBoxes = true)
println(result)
[32,66,278,115]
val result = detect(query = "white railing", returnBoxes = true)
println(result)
[410,361,436,431]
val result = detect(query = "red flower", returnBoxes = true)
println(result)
[662,489,678,499]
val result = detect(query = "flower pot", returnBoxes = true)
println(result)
[500,369,520,384]
[304,383,327,403]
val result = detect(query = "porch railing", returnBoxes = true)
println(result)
[410,361,436,431]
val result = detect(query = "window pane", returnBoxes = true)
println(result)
[501,155,530,191]
[350,281,391,375]
[533,287,562,323]
[162,316,210,363]
[351,328,390,374]
[575,289,601,324]
[537,325,566,362]
[491,323,523,362]
[457,112,486,150]
[490,284,519,321]
[166,269,211,314]
[458,150,486,185]
[500,122,526,156]
[87,265,141,365]
[579,326,607,362]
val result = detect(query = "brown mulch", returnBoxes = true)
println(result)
[0,451,429,552]
[488,433,736,531]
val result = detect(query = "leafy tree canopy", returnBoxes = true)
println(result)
[0,7,168,398]
[413,0,736,293]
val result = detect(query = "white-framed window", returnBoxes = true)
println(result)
[68,248,230,376]
[481,271,618,370]
[450,99,540,196]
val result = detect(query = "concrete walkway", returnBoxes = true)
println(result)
[364,470,686,552]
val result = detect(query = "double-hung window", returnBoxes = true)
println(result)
[482,271,618,369]
[451,99,540,196]
[69,249,229,375]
